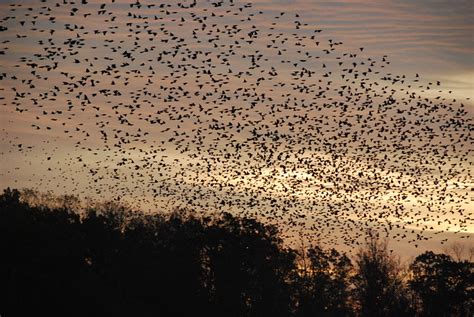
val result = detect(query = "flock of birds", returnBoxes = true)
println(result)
[0,0,472,248]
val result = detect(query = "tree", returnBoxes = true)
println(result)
[353,234,414,317]
[203,212,296,317]
[294,244,354,317]
[0,189,298,317]
[410,251,473,317]
[0,188,88,316]
[2,188,472,317]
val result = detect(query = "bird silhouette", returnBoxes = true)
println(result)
[0,0,472,251]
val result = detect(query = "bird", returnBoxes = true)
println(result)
[0,0,471,253]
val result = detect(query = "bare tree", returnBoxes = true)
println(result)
[353,233,414,317]
[443,241,472,262]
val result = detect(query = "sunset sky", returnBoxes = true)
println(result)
[0,0,472,258]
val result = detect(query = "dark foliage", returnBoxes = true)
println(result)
[353,235,416,317]
[294,245,354,317]
[0,188,294,317]
[0,188,472,317]
[410,251,473,317]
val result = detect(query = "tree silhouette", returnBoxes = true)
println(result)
[0,188,296,316]
[410,251,473,317]
[1,188,472,317]
[294,245,354,317]
[353,234,415,317]
[202,212,296,317]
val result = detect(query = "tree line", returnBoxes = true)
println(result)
[1,188,472,316]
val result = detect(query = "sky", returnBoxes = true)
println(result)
[0,0,473,258]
